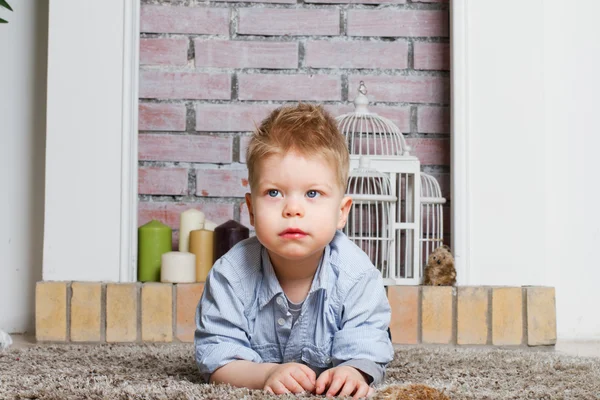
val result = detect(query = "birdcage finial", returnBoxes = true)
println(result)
[354,81,370,114]
[358,81,367,95]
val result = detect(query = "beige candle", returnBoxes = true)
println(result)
[160,251,196,283]
[203,219,218,231]
[179,208,205,252]
[189,229,214,282]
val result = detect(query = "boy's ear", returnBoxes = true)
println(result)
[244,193,255,227]
[336,195,353,230]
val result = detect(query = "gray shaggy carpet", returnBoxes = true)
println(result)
[1,343,599,399]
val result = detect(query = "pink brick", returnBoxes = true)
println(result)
[141,6,229,35]
[406,138,450,165]
[140,71,231,100]
[140,38,188,66]
[238,9,339,36]
[414,42,450,71]
[307,0,405,2]
[349,75,450,104]
[196,168,249,198]
[348,10,449,37]
[139,134,232,163]
[195,40,298,69]
[196,104,275,132]
[325,105,410,133]
[139,103,186,132]
[418,106,450,134]
[138,202,234,229]
[139,167,188,195]
[305,41,408,69]
[240,136,252,163]
[239,74,341,101]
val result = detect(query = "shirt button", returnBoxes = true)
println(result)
[276,297,284,306]
[277,318,286,326]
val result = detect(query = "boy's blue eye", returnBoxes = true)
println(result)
[306,190,319,198]
[268,189,280,197]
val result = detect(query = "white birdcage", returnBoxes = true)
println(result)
[337,82,422,285]
[345,157,397,285]
[420,173,447,275]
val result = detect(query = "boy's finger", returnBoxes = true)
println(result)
[326,375,346,397]
[264,386,274,394]
[353,384,370,399]
[282,374,304,394]
[338,380,358,397]
[315,369,332,394]
[269,380,290,395]
[367,387,375,397]
[298,364,317,384]
[290,369,315,392]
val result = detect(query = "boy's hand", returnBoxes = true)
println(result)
[315,365,374,399]
[264,362,316,395]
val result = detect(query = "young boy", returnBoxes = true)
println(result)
[194,104,394,399]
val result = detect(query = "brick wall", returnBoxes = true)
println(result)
[138,0,451,248]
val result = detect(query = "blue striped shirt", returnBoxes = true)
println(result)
[194,230,394,385]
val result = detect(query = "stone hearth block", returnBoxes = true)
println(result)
[457,287,489,345]
[421,286,454,344]
[70,282,102,342]
[526,287,557,346]
[106,283,138,343]
[142,283,173,342]
[388,286,419,344]
[36,282,68,342]
[492,287,523,345]
[176,283,205,342]
[34,281,557,347]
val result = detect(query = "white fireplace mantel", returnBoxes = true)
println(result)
[42,0,600,339]
[43,0,139,282]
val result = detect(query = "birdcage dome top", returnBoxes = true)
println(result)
[421,173,447,204]
[347,157,397,202]
[336,82,411,157]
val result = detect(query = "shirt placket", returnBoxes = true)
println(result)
[282,292,313,363]
[274,295,292,358]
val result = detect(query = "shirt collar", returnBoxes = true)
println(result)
[258,244,330,310]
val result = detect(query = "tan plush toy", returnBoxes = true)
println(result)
[422,245,456,286]
[374,384,450,399]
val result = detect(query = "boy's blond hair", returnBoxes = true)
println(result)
[246,103,349,191]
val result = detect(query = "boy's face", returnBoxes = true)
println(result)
[245,150,352,268]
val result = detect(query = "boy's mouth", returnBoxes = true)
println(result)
[279,228,308,238]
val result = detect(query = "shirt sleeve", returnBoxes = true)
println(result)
[331,268,394,386]
[194,258,262,383]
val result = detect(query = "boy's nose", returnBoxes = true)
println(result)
[283,199,304,218]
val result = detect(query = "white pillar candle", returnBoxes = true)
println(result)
[161,251,196,283]
[203,219,218,231]
[179,208,205,252]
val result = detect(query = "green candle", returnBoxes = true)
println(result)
[138,220,172,282]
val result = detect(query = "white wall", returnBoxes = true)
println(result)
[455,0,600,339]
[0,0,49,333]
[43,0,138,282]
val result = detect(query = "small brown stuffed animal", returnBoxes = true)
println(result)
[374,384,450,399]
[422,245,456,286]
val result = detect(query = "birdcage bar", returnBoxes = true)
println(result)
[345,158,397,285]
[420,173,446,274]
[348,155,421,285]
